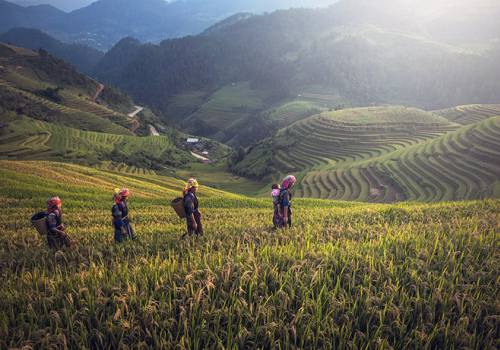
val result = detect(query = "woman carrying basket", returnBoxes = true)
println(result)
[46,196,77,249]
[280,175,296,228]
[182,178,203,237]
[112,188,138,242]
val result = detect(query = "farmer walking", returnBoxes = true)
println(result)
[112,188,138,242]
[46,196,77,249]
[182,178,203,237]
[280,175,296,228]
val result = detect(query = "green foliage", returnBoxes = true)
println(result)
[98,86,135,114]
[37,86,64,104]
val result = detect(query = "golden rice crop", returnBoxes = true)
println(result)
[0,162,499,349]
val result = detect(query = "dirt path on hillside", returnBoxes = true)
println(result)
[127,106,144,137]
[91,84,104,103]
[131,119,140,136]
[191,151,210,161]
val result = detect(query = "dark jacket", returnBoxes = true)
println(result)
[46,209,62,236]
[112,201,129,230]
[184,193,199,223]
[280,187,292,216]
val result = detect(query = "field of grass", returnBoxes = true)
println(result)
[0,111,193,169]
[175,162,268,197]
[1,161,500,349]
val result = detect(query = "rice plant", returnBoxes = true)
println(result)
[0,161,499,349]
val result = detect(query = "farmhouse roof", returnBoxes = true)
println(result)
[187,138,198,143]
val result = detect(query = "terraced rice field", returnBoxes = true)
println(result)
[0,111,185,171]
[0,68,134,134]
[433,104,500,126]
[186,83,268,131]
[271,100,322,124]
[269,106,500,202]
[304,115,500,203]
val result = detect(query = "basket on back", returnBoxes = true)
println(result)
[171,197,186,218]
[30,211,49,235]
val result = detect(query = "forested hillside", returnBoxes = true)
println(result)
[0,28,104,75]
[91,0,500,147]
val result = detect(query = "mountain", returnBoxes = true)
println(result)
[1,0,339,50]
[0,27,104,75]
[91,0,500,147]
[0,0,65,34]
[2,40,500,203]
[0,42,201,170]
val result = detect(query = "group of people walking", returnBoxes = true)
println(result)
[43,175,296,249]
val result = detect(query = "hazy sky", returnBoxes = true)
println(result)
[7,0,336,13]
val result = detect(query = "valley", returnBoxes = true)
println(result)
[0,0,500,348]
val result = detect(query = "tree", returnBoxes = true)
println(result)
[237,146,245,161]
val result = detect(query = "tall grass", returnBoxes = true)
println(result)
[1,162,499,349]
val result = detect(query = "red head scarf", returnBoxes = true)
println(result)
[182,178,199,197]
[113,188,130,203]
[46,196,61,213]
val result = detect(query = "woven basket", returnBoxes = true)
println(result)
[171,197,186,219]
[30,211,48,235]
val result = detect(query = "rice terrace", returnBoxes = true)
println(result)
[1,0,500,348]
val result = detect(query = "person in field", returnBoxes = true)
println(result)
[271,182,284,229]
[280,175,296,228]
[46,196,77,249]
[112,188,138,242]
[182,178,203,237]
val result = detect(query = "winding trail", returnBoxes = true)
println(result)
[190,151,210,161]
[127,106,144,137]
[90,84,104,103]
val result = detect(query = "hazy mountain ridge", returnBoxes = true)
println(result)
[87,1,500,147]
[1,0,338,50]
[0,28,104,75]
[0,0,64,35]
